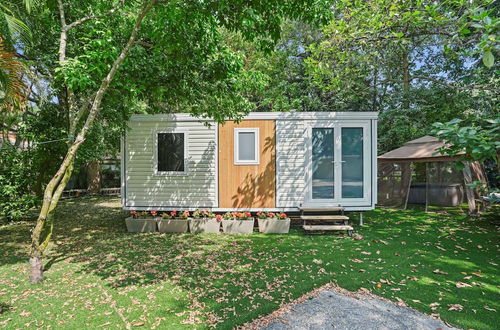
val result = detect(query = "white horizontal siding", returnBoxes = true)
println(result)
[124,120,217,208]
[276,120,307,208]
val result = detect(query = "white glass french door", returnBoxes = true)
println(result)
[306,121,371,206]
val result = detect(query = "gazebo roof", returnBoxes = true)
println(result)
[378,136,463,162]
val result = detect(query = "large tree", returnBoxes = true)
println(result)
[20,0,331,283]
[305,0,498,152]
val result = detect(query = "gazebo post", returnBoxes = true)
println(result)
[425,162,429,212]
[462,161,476,214]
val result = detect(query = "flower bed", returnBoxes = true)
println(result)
[157,211,189,233]
[125,211,157,232]
[126,210,290,235]
[189,209,221,234]
[221,212,255,234]
[256,212,290,234]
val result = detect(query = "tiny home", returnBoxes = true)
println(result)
[121,112,378,211]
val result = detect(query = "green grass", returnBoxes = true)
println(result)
[1,197,498,329]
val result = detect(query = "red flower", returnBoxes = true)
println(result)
[150,210,158,217]
[244,212,251,217]
[216,214,223,222]
[170,211,177,217]
[130,211,137,218]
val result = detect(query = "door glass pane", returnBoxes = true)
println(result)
[342,127,363,198]
[312,128,334,199]
[238,132,256,161]
[158,133,184,172]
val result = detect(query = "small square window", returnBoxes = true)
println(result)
[234,128,259,165]
[156,131,187,174]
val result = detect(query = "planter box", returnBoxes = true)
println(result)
[222,218,255,234]
[258,218,291,234]
[125,217,157,232]
[189,219,221,234]
[157,218,189,233]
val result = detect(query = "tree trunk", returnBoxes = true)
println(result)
[29,256,44,283]
[29,0,156,284]
[87,161,101,194]
[402,49,410,110]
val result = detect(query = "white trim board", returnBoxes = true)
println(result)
[122,206,375,212]
[131,111,379,122]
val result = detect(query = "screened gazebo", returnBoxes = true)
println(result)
[377,136,488,212]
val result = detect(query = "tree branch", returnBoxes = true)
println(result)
[411,75,499,92]
[65,0,127,31]
[75,0,157,142]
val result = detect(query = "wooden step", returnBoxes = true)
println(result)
[303,225,353,231]
[301,215,349,221]
[299,207,344,212]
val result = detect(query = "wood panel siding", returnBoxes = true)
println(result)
[218,120,276,208]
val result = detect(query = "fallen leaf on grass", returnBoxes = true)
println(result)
[361,251,371,255]
[132,321,145,327]
[483,305,497,312]
[472,272,483,278]
[432,269,448,275]
[312,259,322,264]
[395,297,407,306]
[429,302,440,310]
[358,288,371,294]
[350,258,363,263]
[448,304,463,311]
[455,282,471,288]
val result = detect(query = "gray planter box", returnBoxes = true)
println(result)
[125,217,157,232]
[258,218,291,234]
[157,218,189,233]
[222,218,255,234]
[189,218,221,234]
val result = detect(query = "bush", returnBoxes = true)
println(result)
[0,146,39,221]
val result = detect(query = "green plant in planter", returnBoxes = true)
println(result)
[233,211,252,220]
[178,210,190,219]
[277,212,288,219]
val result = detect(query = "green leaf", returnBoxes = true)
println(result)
[482,50,494,68]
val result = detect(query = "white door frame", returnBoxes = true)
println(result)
[304,120,371,207]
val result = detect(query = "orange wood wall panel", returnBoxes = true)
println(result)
[218,120,276,208]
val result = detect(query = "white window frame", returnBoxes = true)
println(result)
[153,128,189,175]
[234,128,259,165]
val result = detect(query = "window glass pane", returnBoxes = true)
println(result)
[342,127,363,198]
[158,133,184,172]
[312,128,334,199]
[238,132,256,161]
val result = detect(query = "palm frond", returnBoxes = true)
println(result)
[0,38,27,112]
[3,13,31,44]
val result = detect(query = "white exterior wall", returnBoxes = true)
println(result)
[123,118,217,208]
[122,112,378,211]
[276,119,307,208]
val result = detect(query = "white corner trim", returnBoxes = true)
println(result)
[234,127,260,165]
[153,128,189,176]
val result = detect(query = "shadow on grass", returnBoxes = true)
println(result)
[1,196,499,329]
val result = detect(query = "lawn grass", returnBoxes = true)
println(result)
[1,196,498,329]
